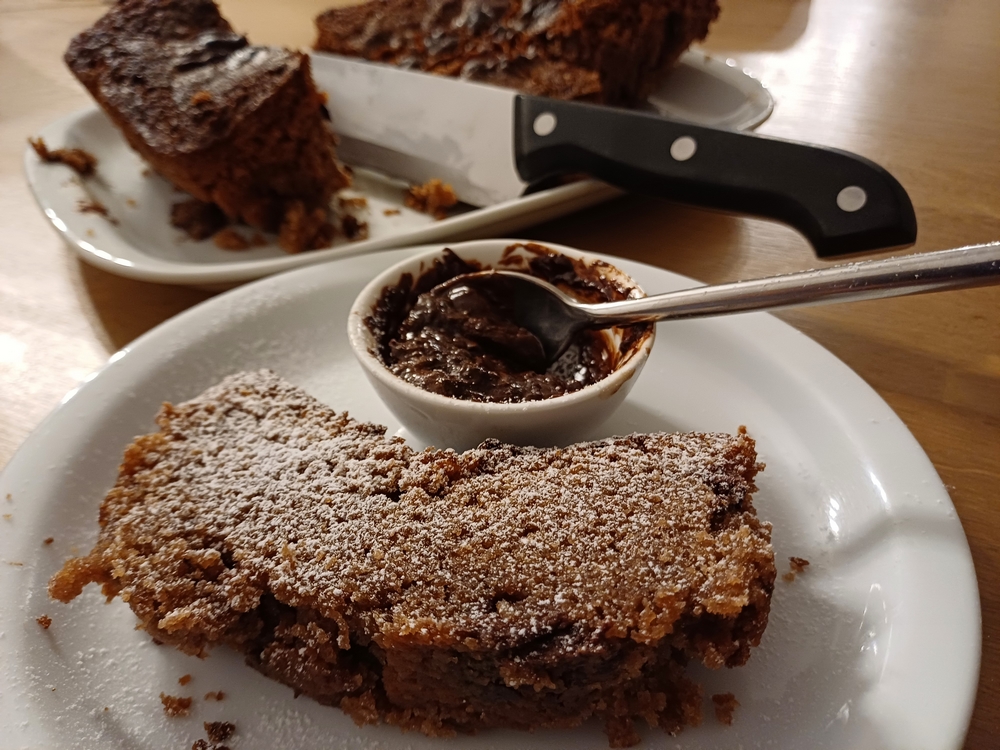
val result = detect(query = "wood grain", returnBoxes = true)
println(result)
[0,0,997,745]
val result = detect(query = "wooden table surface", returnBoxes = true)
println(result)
[1,0,997,745]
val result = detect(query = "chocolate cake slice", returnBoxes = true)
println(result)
[66,0,350,250]
[315,0,720,105]
[50,370,774,747]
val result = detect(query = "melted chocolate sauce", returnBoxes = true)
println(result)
[365,244,650,403]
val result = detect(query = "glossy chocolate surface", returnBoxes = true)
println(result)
[65,0,301,154]
[366,244,651,403]
[316,0,720,104]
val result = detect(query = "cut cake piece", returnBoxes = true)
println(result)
[50,370,774,747]
[315,0,720,105]
[65,0,349,250]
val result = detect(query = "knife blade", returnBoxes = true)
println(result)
[310,53,916,257]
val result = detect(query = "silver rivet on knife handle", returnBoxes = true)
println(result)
[533,113,557,137]
[837,185,868,212]
[669,136,698,161]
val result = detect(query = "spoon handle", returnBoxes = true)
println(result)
[583,242,1000,325]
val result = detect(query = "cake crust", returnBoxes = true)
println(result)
[50,370,774,746]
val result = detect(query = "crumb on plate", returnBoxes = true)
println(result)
[783,555,810,582]
[29,137,97,177]
[278,199,334,253]
[405,178,457,219]
[341,214,369,241]
[712,692,739,725]
[212,228,250,251]
[160,692,192,717]
[204,721,235,743]
[338,196,368,210]
[77,199,119,225]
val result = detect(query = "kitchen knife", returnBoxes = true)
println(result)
[310,53,917,257]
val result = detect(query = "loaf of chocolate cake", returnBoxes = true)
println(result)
[66,0,349,250]
[50,370,774,747]
[315,0,720,105]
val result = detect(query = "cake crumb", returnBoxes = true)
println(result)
[191,90,213,105]
[278,199,334,253]
[44,537,54,545]
[37,615,52,629]
[784,556,810,582]
[160,693,192,717]
[383,208,401,216]
[171,199,228,241]
[405,178,457,219]
[179,674,192,686]
[29,137,97,177]
[249,232,268,247]
[342,214,369,241]
[142,168,152,177]
[712,692,739,725]
[126,198,137,207]
[6,561,23,567]
[204,691,225,701]
[77,199,119,225]
[4,493,11,501]
[85,228,96,237]
[338,196,367,210]
[212,228,251,251]
[204,721,235,743]
[2,514,10,521]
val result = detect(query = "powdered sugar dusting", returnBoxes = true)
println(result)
[49,370,775,743]
[63,371,770,649]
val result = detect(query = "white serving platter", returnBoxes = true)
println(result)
[24,51,772,287]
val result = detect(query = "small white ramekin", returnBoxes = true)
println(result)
[347,239,655,450]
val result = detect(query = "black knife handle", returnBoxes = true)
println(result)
[513,95,917,257]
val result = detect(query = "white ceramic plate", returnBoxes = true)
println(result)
[0,240,978,750]
[24,51,771,288]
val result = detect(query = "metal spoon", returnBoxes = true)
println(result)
[439,242,1000,363]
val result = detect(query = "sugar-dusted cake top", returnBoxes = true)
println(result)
[54,370,773,661]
